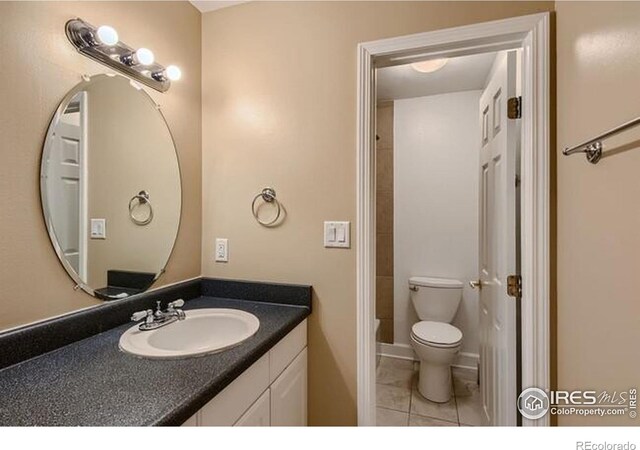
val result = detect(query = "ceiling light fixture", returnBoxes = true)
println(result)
[411,58,449,73]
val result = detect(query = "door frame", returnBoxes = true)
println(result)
[77,91,89,282]
[356,13,550,426]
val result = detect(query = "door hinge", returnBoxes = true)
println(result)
[507,96,522,119]
[507,274,522,298]
[515,174,521,187]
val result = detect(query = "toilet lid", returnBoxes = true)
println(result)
[411,321,462,346]
[409,276,463,289]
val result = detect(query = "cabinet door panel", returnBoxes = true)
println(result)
[235,389,271,426]
[270,348,307,426]
[199,354,269,426]
[181,414,198,427]
[270,320,307,383]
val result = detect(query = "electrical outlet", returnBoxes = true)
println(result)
[215,238,228,262]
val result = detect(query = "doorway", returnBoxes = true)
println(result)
[357,13,550,426]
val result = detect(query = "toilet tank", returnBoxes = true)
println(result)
[409,276,463,323]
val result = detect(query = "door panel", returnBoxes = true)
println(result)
[45,94,87,279]
[478,51,518,426]
[48,121,82,272]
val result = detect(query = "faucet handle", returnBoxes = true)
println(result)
[131,309,153,322]
[168,299,184,309]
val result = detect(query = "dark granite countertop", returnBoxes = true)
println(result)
[0,296,309,426]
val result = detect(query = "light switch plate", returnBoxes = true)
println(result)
[90,218,106,239]
[215,238,228,262]
[324,221,350,248]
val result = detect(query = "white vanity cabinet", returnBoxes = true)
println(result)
[235,389,271,426]
[182,319,307,427]
[270,348,307,426]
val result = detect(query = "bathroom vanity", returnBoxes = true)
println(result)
[0,25,312,427]
[182,319,307,426]
[0,279,311,426]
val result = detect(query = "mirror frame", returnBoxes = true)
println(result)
[39,74,183,298]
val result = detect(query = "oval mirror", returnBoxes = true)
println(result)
[40,74,181,300]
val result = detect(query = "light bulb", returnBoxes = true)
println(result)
[96,25,119,46]
[411,58,448,73]
[135,48,155,66]
[166,65,182,81]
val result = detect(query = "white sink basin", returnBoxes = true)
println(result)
[119,308,260,359]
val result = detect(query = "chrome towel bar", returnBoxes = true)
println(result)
[563,115,640,164]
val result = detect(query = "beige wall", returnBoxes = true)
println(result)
[0,1,202,330]
[84,76,181,289]
[376,102,394,344]
[201,1,553,425]
[556,1,640,426]
[6,0,637,428]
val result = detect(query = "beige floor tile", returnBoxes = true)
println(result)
[379,356,414,370]
[377,383,411,412]
[377,407,409,426]
[409,414,458,426]
[454,378,484,426]
[453,375,477,397]
[377,365,415,389]
[452,367,477,383]
[376,357,416,389]
[410,388,458,423]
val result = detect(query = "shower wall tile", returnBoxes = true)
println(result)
[376,102,394,344]
[376,276,394,320]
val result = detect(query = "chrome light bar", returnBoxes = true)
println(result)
[65,18,177,93]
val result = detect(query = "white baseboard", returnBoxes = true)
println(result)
[377,342,415,361]
[376,342,479,374]
[453,352,480,372]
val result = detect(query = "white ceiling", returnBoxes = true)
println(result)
[377,52,497,101]
[190,1,250,13]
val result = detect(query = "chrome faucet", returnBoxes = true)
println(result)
[131,299,186,331]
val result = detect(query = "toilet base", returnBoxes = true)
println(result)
[417,361,452,403]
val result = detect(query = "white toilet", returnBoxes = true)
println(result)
[409,276,463,403]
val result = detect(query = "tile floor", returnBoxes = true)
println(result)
[376,356,484,426]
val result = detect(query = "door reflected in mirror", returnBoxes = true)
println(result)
[41,74,181,300]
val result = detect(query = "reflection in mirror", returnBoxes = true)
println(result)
[41,74,181,300]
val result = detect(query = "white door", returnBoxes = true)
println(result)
[478,51,518,426]
[270,348,307,426]
[46,93,87,279]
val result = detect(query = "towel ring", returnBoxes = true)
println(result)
[251,187,281,226]
[129,190,154,226]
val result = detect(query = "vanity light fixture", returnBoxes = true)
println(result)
[165,65,182,81]
[121,48,155,67]
[65,18,180,93]
[96,25,119,46]
[411,58,448,73]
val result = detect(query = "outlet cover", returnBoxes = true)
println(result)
[215,238,228,262]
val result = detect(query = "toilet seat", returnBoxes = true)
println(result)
[411,321,462,348]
